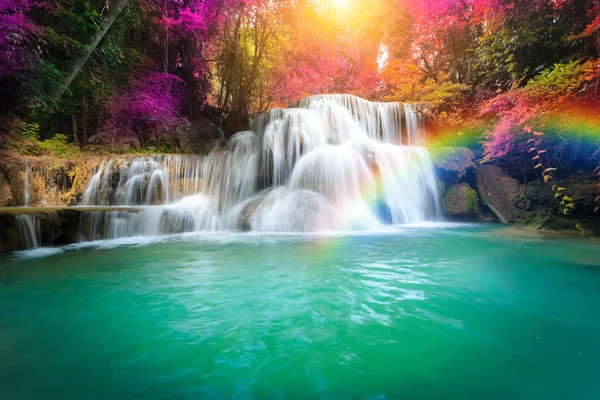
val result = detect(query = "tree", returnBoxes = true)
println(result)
[54,0,129,100]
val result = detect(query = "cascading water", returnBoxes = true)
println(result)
[77,94,440,240]
[16,215,40,249]
[81,155,205,206]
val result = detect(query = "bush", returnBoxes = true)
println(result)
[39,134,82,157]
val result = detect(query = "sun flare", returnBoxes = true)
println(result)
[331,0,350,8]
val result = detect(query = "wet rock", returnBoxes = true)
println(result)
[476,164,524,223]
[0,207,139,253]
[188,120,222,154]
[442,183,479,218]
[516,211,579,231]
[429,147,475,183]
[238,193,269,231]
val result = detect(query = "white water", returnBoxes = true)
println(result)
[77,94,440,239]
[81,155,205,206]
[16,214,40,249]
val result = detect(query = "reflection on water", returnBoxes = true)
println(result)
[0,224,599,399]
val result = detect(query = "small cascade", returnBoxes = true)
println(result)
[24,159,30,206]
[16,215,40,249]
[78,197,221,242]
[74,94,440,239]
[80,155,205,206]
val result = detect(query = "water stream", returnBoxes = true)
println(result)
[77,95,440,240]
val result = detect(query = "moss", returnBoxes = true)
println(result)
[429,147,475,182]
[516,211,578,231]
[443,183,479,217]
[465,186,479,214]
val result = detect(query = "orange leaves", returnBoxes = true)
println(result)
[569,14,600,40]
[534,163,543,169]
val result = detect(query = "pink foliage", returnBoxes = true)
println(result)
[100,71,190,143]
[272,33,380,105]
[0,0,45,78]
[481,90,540,160]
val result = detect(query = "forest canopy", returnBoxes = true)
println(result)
[1,0,599,161]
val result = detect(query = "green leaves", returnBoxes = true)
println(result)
[524,59,597,98]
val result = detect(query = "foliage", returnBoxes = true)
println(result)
[0,0,44,79]
[0,0,599,169]
[382,61,471,109]
[38,134,82,157]
[96,71,190,148]
[6,119,81,157]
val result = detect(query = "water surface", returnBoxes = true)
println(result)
[1,224,599,399]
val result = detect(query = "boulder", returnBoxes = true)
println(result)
[238,193,270,231]
[516,211,579,231]
[476,164,524,223]
[188,120,223,154]
[429,147,475,183]
[442,183,479,218]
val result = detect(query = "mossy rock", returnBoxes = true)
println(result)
[516,211,578,231]
[442,183,479,218]
[429,147,475,183]
[476,164,524,223]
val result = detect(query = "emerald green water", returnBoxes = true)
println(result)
[1,224,599,399]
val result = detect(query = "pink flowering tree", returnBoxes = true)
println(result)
[94,71,190,149]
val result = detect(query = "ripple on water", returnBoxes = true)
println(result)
[1,225,600,399]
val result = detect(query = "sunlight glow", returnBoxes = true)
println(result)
[331,0,350,8]
[377,44,389,72]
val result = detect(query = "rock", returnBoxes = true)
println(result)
[429,147,476,183]
[188,120,223,153]
[516,211,579,231]
[476,164,524,223]
[555,172,600,215]
[0,169,12,207]
[442,183,479,218]
[238,193,269,231]
[0,207,141,253]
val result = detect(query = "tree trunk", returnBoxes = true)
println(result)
[55,0,129,100]
[82,95,88,146]
[71,102,79,146]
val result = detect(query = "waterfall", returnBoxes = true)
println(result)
[77,94,440,237]
[80,155,205,206]
[78,199,221,242]
[16,215,40,249]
